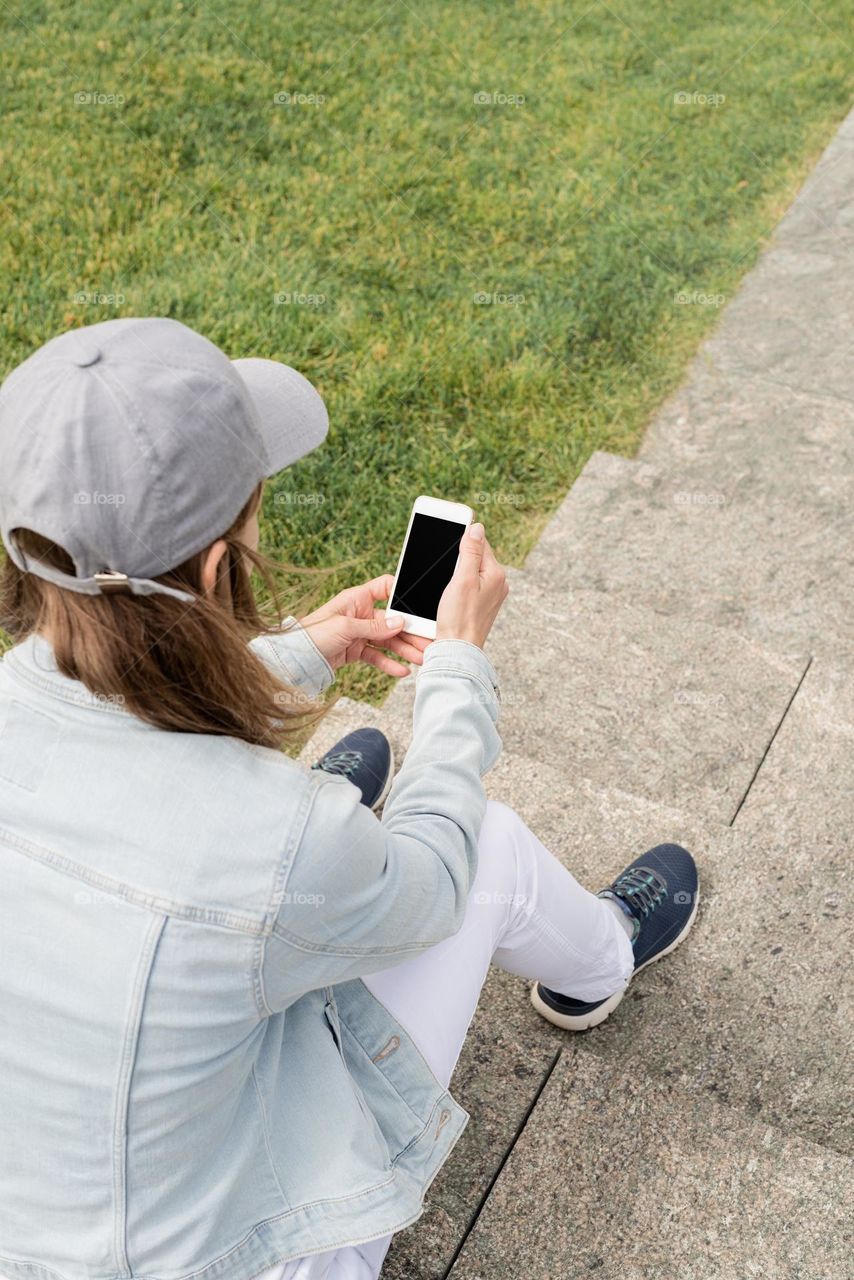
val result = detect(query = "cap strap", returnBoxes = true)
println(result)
[93,571,133,594]
[17,557,196,605]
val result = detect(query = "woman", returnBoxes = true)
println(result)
[0,318,698,1280]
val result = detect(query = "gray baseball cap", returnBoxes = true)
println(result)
[0,317,329,604]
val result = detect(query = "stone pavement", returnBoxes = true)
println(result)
[299,108,854,1279]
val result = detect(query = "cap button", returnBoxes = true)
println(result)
[69,341,101,368]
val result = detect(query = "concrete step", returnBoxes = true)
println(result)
[640,121,854,484]
[773,110,854,250]
[522,450,853,663]
[381,752,850,1278]
[472,752,852,1156]
[379,569,805,824]
[735,657,854,848]
[447,1051,853,1280]
[699,191,854,405]
[638,361,854,503]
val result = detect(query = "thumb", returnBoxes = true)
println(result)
[456,523,485,577]
[347,611,406,641]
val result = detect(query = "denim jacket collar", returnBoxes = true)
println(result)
[4,618,335,718]
[3,632,136,716]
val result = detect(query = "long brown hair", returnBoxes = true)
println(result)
[0,484,328,749]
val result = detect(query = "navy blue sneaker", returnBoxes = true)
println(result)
[531,843,699,1031]
[311,727,394,811]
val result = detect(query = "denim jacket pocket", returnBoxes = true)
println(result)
[324,990,392,1168]
[323,989,345,1053]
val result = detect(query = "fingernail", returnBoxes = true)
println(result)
[386,613,405,627]
[469,523,484,541]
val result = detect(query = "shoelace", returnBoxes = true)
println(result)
[311,748,364,779]
[610,866,668,919]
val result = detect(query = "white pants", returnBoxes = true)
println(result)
[267,800,635,1280]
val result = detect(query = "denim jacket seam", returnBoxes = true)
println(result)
[252,932,272,1017]
[270,920,448,958]
[3,658,301,767]
[2,655,134,716]
[250,1066,290,1209]
[112,914,167,1275]
[256,772,326,1015]
[0,825,268,935]
[266,773,325,923]
[0,1256,70,1280]
[417,663,499,704]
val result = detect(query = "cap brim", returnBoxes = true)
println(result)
[232,358,328,475]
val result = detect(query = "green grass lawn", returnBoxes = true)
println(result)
[2,0,852,701]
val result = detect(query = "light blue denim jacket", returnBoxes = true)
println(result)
[0,623,501,1280]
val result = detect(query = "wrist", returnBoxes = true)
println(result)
[434,629,485,648]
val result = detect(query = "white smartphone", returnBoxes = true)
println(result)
[386,495,473,639]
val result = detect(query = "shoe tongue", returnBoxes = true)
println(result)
[599,888,640,929]
[607,889,637,920]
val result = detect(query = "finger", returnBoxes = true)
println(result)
[480,536,499,568]
[455,522,486,579]
[356,574,397,603]
[361,646,411,678]
[480,538,505,580]
[345,611,406,643]
[327,578,394,619]
[385,634,426,664]
[400,632,430,654]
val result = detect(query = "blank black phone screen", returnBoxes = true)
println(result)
[390,513,466,620]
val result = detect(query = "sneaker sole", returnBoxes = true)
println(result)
[370,743,395,812]
[529,887,701,1032]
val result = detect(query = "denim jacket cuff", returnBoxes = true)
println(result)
[421,639,500,708]
[250,617,335,698]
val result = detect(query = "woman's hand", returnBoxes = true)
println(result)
[435,523,508,648]
[298,575,430,677]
